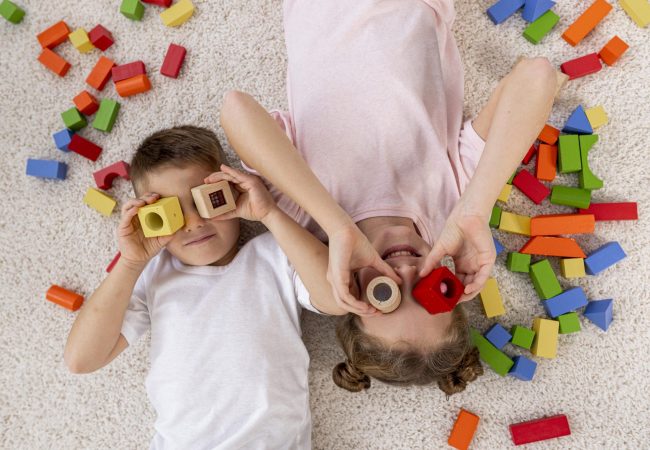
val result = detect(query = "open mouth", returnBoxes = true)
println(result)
[381,245,421,260]
[185,234,215,246]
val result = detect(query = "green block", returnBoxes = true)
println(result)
[61,108,87,131]
[558,312,581,334]
[529,259,562,299]
[558,135,582,173]
[550,185,591,209]
[0,0,25,23]
[507,171,516,185]
[578,134,603,191]
[471,329,513,376]
[510,325,535,349]
[523,10,560,45]
[507,252,531,273]
[120,0,144,20]
[93,99,121,132]
[490,205,502,228]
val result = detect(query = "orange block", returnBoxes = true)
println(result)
[520,236,587,258]
[86,56,115,91]
[562,0,613,46]
[448,409,480,450]
[531,214,596,235]
[538,124,560,145]
[37,20,70,49]
[115,74,152,97]
[599,36,629,66]
[536,144,557,181]
[73,91,100,115]
[46,285,84,311]
[37,48,71,77]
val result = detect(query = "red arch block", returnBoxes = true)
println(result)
[93,161,131,190]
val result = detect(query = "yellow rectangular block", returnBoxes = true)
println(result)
[499,211,531,236]
[620,0,650,27]
[585,105,608,129]
[497,184,512,203]
[532,317,559,358]
[84,187,116,216]
[137,197,185,238]
[68,28,94,53]
[160,0,195,27]
[560,258,586,278]
[479,278,505,318]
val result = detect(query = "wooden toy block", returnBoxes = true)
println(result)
[558,135,581,173]
[529,259,561,299]
[479,278,505,317]
[93,99,121,132]
[599,36,629,66]
[121,0,144,20]
[37,20,70,49]
[507,252,531,273]
[560,258,586,278]
[538,124,560,144]
[520,236,586,258]
[112,61,146,83]
[26,159,67,180]
[579,202,638,221]
[510,325,535,349]
[448,409,480,450]
[558,312,581,333]
[106,251,121,273]
[521,144,536,165]
[509,355,537,381]
[510,415,571,445]
[563,106,593,134]
[160,0,194,26]
[484,323,511,349]
[489,205,502,228]
[550,186,591,209]
[493,236,505,255]
[497,184,512,203]
[531,317,559,358]
[61,107,87,131]
[507,171,516,184]
[143,0,173,5]
[366,276,401,313]
[38,48,71,77]
[535,144,556,181]
[138,197,185,237]
[68,28,94,53]
[512,169,550,204]
[530,213,595,235]
[487,0,525,24]
[68,134,102,161]
[53,129,74,152]
[584,241,626,275]
[412,266,464,314]
[560,53,602,80]
[579,134,603,190]
[583,299,613,331]
[73,91,99,116]
[543,286,588,318]
[86,56,115,91]
[585,105,608,129]
[190,181,237,218]
[471,328,513,375]
[619,0,650,27]
[522,0,555,22]
[84,187,117,216]
[499,211,531,236]
[93,161,130,190]
[88,24,114,51]
[46,285,84,311]
[561,0,612,46]
[115,74,152,97]
[0,0,25,23]
[161,43,187,78]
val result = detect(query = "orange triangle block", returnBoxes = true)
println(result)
[520,236,586,258]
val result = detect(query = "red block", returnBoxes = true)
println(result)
[68,134,103,161]
[112,61,146,83]
[106,252,121,273]
[560,53,602,80]
[510,415,571,446]
[88,24,114,51]
[512,169,550,204]
[412,266,464,314]
[93,161,131,190]
[161,43,187,78]
[522,143,537,164]
[579,202,638,221]
[142,0,173,5]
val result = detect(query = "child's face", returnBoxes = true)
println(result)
[139,164,240,266]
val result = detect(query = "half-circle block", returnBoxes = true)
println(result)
[93,161,130,190]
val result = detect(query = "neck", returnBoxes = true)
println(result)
[356,216,416,236]
[209,242,240,266]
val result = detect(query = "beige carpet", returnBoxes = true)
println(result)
[1,0,649,448]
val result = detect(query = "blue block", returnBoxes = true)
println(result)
[509,355,537,381]
[585,242,626,275]
[562,105,593,135]
[493,236,505,255]
[484,323,512,349]
[522,0,555,22]
[583,299,613,331]
[543,286,588,318]
[487,0,525,24]
[26,159,67,180]
[53,129,75,152]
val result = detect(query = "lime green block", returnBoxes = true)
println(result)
[120,0,144,20]
[511,325,535,349]
[579,134,604,190]
[529,259,562,299]
[61,108,87,131]
[507,171,516,185]
[558,312,581,334]
[471,329,513,376]
[507,252,531,273]
[558,135,582,173]
[523,10,560,44]
[0,0,25,23]
[551,186,591,209]
[490,205,502,228]
[93,99,120,132]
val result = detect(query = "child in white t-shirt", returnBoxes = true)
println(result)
[64,125,345,449]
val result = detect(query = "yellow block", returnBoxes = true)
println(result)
[137,197,185,238]
[499,211,531,236]
[497,184,512,203]
[620,0,650,27]
[585,106,608,130]
[160,0,195,27]
[560,258,586,278]
[84,187,116,216]
[532,317,559,358]
[68,28,94,53]
[479,278,505,318]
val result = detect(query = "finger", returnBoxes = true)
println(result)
[330,271,375,315]
[419,243,447,277]
[121,198,146,216]
[464,262,494,294]
[139,192,161,205]
[372,257,402,285]
[458,290,480,303]
[204,172,229,184]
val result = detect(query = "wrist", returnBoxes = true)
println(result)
[115,256,147,275]
[260,206,283,227]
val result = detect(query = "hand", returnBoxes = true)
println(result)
[327,224,402,317]
[203,164,277,222]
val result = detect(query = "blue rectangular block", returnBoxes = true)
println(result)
[543,286,588,318]
[26,159,67,180]
[585,242,626,275]
[509,355,537,381]
[493,236,505,255]
[487,0,525,24]
[53,129,74,152]
[522,0,555,22]
[484,323,512,349]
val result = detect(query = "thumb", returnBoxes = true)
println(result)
[419,243,447,277]
[372,256,402,285]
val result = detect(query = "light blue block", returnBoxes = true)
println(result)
[26,159,67,180]
[53,129,75,152]
[493,236,505,256]
[543,287,588,318]
[484,323,512,349]
[563,105,593,135]
[522,0,555,22]
[585,242,626,275]
[487,0,525,24]
[583,299,613,331]
[509,355,537,381]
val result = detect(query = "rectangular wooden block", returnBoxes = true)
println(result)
[68,28,94,53]
[512,169,550,204]
[558,135,581,172]
[93,99,121,132]
[560,258,586,278]
[558,312,581,333]
[562,0,613,46]
[529,259,562,299]
[87,56,115,91]
[0,0,25,23]
[479,278,505,317]
[37,20,70,48]
[523,9,560,44]
[489,205,502,228]
[585,105,608,129]
[161,43,187,78]
[536,144,557,181]
[499,211,531,236]
[68,134,102,161]
[510,414,571,445]
[497,184,512,203]
[520,236,586,258]
[26,159,67,180]
[448,409,480,450]
[543,287,588,318]
[521,144,537,164]
[160,0,194,26]
[121,0,144,20]
[84,187,117,216]
[112,61,146,82]
[88,24,114,51]
[599,36,629,65]
[578,202,637,220]
[73,91,99,115]
[61,107,87,131]
[507,252,531,273]
[538,124,560,144]
[619,0,650,27]
[584,241,626,275]
[531,317,559,358]
[550,186,591,209]
[38,48,71,77]
[530,213,595,235]
[560,53,602,80]
[511,325,535,349]
[471,329,513,375]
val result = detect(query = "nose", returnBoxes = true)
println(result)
[183,208,205,233]
[392,263,419,286]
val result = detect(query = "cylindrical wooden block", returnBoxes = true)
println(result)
[366,276,401,313]
[46,285,84,311]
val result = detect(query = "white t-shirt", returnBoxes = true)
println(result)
[120,232,319,450]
